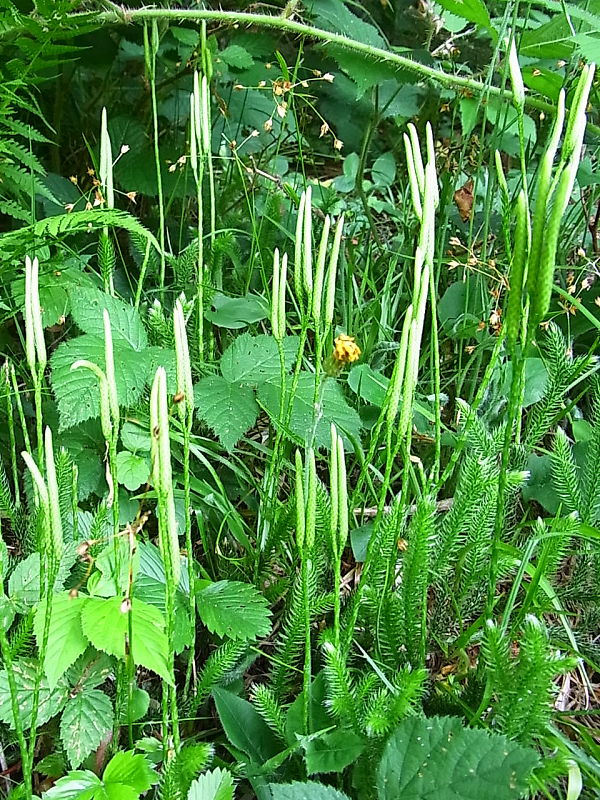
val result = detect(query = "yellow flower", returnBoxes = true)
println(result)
[333,334,361,364]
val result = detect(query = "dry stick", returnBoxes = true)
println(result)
[24,7,600,138]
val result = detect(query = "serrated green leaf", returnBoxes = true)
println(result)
[574,32,600,62]
[135,542,190,654]
[194,375,259,451]
[436,0,493,32]
[305,728,366,774]
[187,768,234,800]
[0,660,70,730]
[60,689,114,767]
[267,783,350,800]
[81,597,174,685]
[8,547,78,608]
[103,751,158,793]
[42,770,102,800]
[219,44,253,69]
[116,450,150,491]
[50,334,149,430]
[34,593,88,689]
[68,286,148,351]
[213,688,282,763]
[196,580,271,641]
[520,16,574,59]
[257,372,362,449]
[219,333,297,385]
[376,716,539,800]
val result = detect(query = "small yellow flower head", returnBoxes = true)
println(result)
[333,334,361,364]
[325,335,361,376]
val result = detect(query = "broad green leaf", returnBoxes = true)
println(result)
[91,536,139,597]
[43,770,102,800]
[204,292,269,329]
[212,688,282,763]
[438,277,488,340]
[118,687,150,724]
[116,450,150,491]
[0,660,70,730]
[81,597,174,685]
[9,548,78,608]
[69,286,147,351]
[459,97,479,137]
[376,716,539,800]
[11,263,95,327]
[285,672,333,746]
[267,783,350,800]
[120,421,152,453]
[521,66,563,103]
[327,49,403,99]
[187,768,234,800]
[219,44,253,69]
[103,751,158,794]
[196,580,271,641]
[522,454,559,515]
[305,728,366,774]
[219,333,298,385]
[66,651,113,690]
[34,593,88,688]
[371,152,396,188]
[194,375,259,452]
[135,542,190,654]
[60,689,114,767]
[498,358,548,408]
[435,0,493,32]
[51,334,149,430]
[520,17,574,60]
[57,421,105,500]
[313,0,385,47]
[257,372,362,449]
[347,364,389,407]
[574,32,600,62]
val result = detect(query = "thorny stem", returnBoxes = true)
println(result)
[18,7,600,138]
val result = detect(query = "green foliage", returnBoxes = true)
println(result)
[60,688,114,768]
[44,751,158,800]
[81,596,174,685]
[483,617,578,742]
[196,579,271,641]
[0,3,598,796]
[187,769,234,800]
[376,716,539,799]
